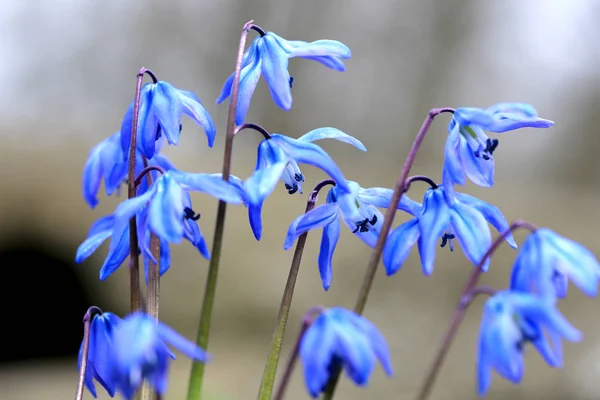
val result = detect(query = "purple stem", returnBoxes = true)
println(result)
[415,220,538,400]
[134,165,165,188]
[234,122,272,139]
[75,306,103,400]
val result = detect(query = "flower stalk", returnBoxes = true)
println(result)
[322,107,454,400]
[186,20,257,400]
[414,220,537,400]
[258,180,336,400]
[75,306,102,400]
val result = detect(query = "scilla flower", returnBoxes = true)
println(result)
[383,185,516,276]
[120,81,216,160]
[284,181,420,290]
[477,291,581,396]
[300,307,393,397]
[108,312,209,399]
[443,103,553,195]
[510,228,600,301]
[78,311,122,398]
[217,30,351,125]
[243,127,365,240]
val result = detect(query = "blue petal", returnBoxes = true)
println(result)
[76,225,113,263]
[184,219,210,259]
[270,134,351,193]
[178,89,216,147]
[283,203,339,250]
[417,188,450,275]
[450,201,493,271]
[153,81,183,147]
[148,175,185,243]
[297,127,367,152]
[99,226,131,281]
[458,134,495,187]
[260,35,292,111]
[169,171,243,204]
[357,187,421,216]
[318,215,341,291]
[140,88,160,159]
[300,314,335,397]
[149,153,176,172]
[248,202,265,241]
[486,102,538,116]
[348,315,393,376]
[383,219,420,276]
[289,40,352,59]
[82,144,104,208]
[454,192,517,248]
[487,116,554,133]
[244,162,287,206]
[157,321,210,362]
[442,124,465,189]
[235,51,263,125]
[216,40,259,104]
[453,107,496,128]
[119,103,134,159]
[300,55,347,71]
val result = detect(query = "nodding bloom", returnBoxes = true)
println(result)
[477,291,581,396]
[108,312,209,399]
[510,228,600,301]
[443,103,553,196]
[78,312,122,398]
[300,307,393,397]
[383,185,516,276]
[120,81,216,160]
[216,30,351,125]
[284,181,420,290]
[82,131,175,208]
[243,127,365,240]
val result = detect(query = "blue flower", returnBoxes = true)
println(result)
[284,181,420,290]
[216,31,351,125]
[243,128,365,240]
[300,307,393,397]
[443,103,554,193]
[108,312,209,399]
[383,185,516,276]
[120,81,215,160]
[477,291,581,396]
[510,228,600,301]
[78,312,122,398]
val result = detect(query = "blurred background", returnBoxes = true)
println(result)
[1,0,599,399]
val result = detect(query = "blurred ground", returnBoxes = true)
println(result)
[1,0,600,399]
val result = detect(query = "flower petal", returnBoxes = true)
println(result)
[248,202,265,241]
[178,89,216,147]
[235,52,263,125]
[357,187,421,216]
[244,162,287,206]
[284,203,340,250]
[289,40,352,59]
[157,321,210,362]
[152,81,184,146]
[260,35,292,111]
[382,219,420,276]
[170,171,243,204]
[458,135,495,187]
[450,201,493,271]
[417,188,450,275]
[298,127,367,152]
[318,215,341,291]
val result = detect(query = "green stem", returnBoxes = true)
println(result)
[257,180,336,400]
[186,20,256,400]
[322,108,455,400]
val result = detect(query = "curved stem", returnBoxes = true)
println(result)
[404,175,438,191]
[134,165,165,188]
[75,306,102,400]
[250,24,266,37]
[273,306,326,400]
[234,122,272,140]
[127,68,157,313]
[321,107,454,400]
[257,181,335,400]
[186,20,255,400]
[414,220,537,400]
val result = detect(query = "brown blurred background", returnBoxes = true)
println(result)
[1,0,599,399]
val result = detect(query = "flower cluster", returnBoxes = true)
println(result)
[73,20,599,400]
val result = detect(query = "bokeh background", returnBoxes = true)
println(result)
[1,0,599,399]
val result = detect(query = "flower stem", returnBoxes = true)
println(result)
[127,67,158,313]
[257,180,336,400]
[75,306,102,400]
[274,306,326,400]
[414,220,537,400]
[321,107,454,400]
[186,20,255,400]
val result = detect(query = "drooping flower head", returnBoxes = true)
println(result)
[243,128,365,240]
[120,81,215,160]
[217,29,351,125]
[300,307,393,397]
[477,291,581,396]
[383,185,516,276]
[108,312,209,399]
[510,228,600,301]
[443,103,554,196]
[78,311,122,398]
[284,181,420,290]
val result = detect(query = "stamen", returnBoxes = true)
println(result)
[369,215,378,225]
[353,217,374,233]
[155,126,162,140]
[440,233,455,250]
[184,207,201,221]
[289,76,294,88]
[285,183,299,195]
[294,173,304,182]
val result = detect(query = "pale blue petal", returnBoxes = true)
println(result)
[284,203,339,250]
[453,107,496,128]
[153,81,183,146]
[76,228,113,263]
[458,135,495,187]
[300,55,346,71]
[148,176,185,243]
[184,220,210,259]
[260,35,292,110]
[289,40,352,59]
[82,145,104,208]
[297,127,367,151]
[235,54,263,125]
[442,123,465,188]
[383,219,420,276]
[248,202,264,241]
[178,89,216,147]
[417,188,450,275]
[318,215,341,291]
[216,40,259,104]
[99,227,130,281]
[357,187,421,216]
[244,162,287,206]
[157,322,210,362]
[170,171,243,204]
[450,202,493,271]
[454,192,517,248]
